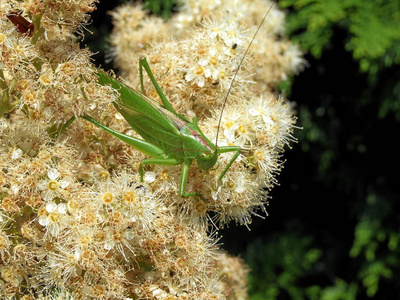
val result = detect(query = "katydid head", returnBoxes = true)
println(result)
[181,120,219,171]
[196,149,218,171]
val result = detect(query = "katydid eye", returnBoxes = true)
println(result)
[201,153,211,159]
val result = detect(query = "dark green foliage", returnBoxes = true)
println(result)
[242,1,400,299]
[143,0,177,19]
[279,0,400,78]
[246,234,360,300]
[246,235,322,299]
[279,0,400,119]
[349,192,400,297]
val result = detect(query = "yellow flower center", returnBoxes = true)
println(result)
[124,191,137,204]
[224,121,234,129]
[79,236,92,245]
[109,211,123,224]
[67,199,80,212]
[238,125,246,134]
[161,169,169,180]
[255,150,265,161]
[82,249,96,262]
[48,180,58,191]
[39,73,52,85]
[82,211,96,224]
[227,180,236,189]
[49,211,61,223]
[102,192,113,204]
[16,79,30,91]
[112,231,123,242]
[98,171,109,181]
[195,66,204,75]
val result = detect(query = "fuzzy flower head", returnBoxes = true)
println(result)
[0,0,302,298]
[102,226,135,261]
[123,189,161,230]
[248,95,297,148]
[47,247,82,282]
[184,14,250,90]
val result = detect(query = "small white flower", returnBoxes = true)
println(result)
[103,226,135,260]
[38,202,68,236]
[218,19,247,48]
[185,64,206,87]
[124,228,135,240]
[47,248,81,280]
[222,120,239,143]
[248,97,275,126]
[130,198,156,224]
[253,146,279,176]
[199,47,221,81]
[38,168,71,201]
[144,172,156,183]
[11,148,23,160]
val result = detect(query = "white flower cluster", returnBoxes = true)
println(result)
[185,15,249,89]
[0,0,302,298]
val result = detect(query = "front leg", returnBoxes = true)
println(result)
[179,160,202,198]
[140,157,200,198]
[216,146,241,182]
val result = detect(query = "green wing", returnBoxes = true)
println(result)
[97,72,184,152]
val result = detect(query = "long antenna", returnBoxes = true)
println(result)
[215,1,276,147]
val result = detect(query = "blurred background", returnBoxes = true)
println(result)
[83,0,400,299]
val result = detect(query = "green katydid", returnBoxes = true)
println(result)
[78,2,276,198]
[83,58,240,198]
